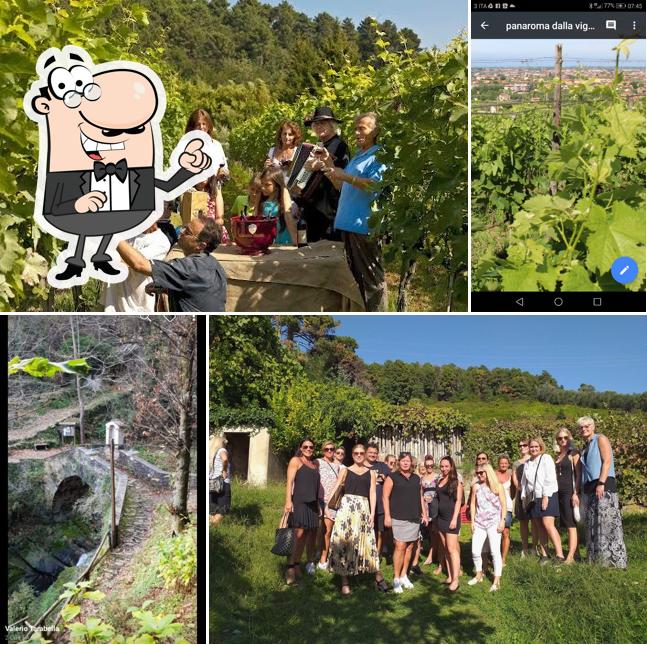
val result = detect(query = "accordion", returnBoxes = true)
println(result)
[286,143,316,191]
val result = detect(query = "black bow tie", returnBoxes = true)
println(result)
[93,159,128,182]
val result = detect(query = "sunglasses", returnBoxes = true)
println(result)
[353,451,365,456]
[519,443,528,447]
[557,436,569,441]
[425,464,434,468]
[302,445,314,450]
[323,447,335,452]
[476,471,486,475]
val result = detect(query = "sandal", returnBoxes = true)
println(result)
[285,563,299,586]
[448,581,459,593]
[375,577,389,592]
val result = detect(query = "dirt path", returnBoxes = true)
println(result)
[8,447,68,463]
[8,393,118,443]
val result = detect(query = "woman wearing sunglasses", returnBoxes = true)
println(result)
[284,438,322,585]
[420,455,441,568]
[512,438,533,557]
[334,446,347,468]
[469,463,507,591]
[555,428,581,563]
[521,437,565,564]
[317,440,341,571]
[328,443,380,595]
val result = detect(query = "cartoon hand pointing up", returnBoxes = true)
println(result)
[179,138,211,173]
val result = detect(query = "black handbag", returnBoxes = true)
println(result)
[210,475,224,494]
[271,512,295,556]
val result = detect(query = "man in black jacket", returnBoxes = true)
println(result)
[295,106,350,243]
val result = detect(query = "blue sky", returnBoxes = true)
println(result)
[472,38,646,67]
[237,0,466,48]
[334,316,647,394]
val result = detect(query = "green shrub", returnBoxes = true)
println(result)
[156,528,197,590]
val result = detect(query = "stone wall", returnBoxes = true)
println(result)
[40,447,128,529]
[116,449,198,490]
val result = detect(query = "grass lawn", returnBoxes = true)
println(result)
[211,480,647,644]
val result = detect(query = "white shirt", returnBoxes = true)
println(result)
[211,447,230,484]
[102,229,170,312]
[212,139,228,170]
[521,454,558,500]
[91,169,131,211]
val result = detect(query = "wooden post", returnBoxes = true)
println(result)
[110,439,118,548]
[550,44,563,196]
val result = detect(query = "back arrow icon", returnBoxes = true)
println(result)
[516,298,524,307]
[481,21,489,29]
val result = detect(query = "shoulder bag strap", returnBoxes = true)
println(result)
[532,454,543,492]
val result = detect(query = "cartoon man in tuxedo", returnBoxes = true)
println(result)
[24,46,215,287]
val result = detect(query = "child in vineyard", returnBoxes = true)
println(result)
[186,177,231,245]
[254,166,299,245]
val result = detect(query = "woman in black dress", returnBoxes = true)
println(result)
[555,428,581,563]
[284,438,322,585]
[436,456,464,592]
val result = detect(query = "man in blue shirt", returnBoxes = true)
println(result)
[321,112,387,311]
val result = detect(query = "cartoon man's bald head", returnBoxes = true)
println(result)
[32,59,160,172]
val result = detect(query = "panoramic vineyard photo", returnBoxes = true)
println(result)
[471,38,646,293]
[7,316,198,644]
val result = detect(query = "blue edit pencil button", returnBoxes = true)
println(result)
[610,257,639,285]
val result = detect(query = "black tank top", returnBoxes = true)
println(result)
[345,469,371,498]
[556,455,575,494]
[292,462,320,504]
[390,471,421,522]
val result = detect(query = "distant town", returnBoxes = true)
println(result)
[472,66,645,109]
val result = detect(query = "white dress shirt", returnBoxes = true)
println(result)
[91,170,131,211]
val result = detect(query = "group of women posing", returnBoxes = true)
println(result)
[282,416,627,596]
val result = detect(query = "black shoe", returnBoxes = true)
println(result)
[93,260,121,276]
[55,264,84,281]
[552,556,566,566]
[410,565,423,576]
[539,556,551,566]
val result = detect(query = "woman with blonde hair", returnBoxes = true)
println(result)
[469,463,507,591]
[521,436,565,564]
[209,435,230,525]
[328,443,380,595]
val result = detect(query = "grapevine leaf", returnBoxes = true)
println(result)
[560,264,600,291]
[585,202,645,279]
[500,265,538,291]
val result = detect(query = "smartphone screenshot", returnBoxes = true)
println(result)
[471,0,646,311]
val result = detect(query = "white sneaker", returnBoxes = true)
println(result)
[468,576,483,586]
[490,582,500,592]
[305,562,316,575]
[317,561,328,571]
[392,578,404,593]
[520,551,527,559]
[401,576,414,589]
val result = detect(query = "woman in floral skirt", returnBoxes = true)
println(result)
[327,443,379,595]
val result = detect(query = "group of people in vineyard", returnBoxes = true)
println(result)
[271,415,626,596]
[107,104,388,313]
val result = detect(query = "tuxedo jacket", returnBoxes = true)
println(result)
[43,166,193,217]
